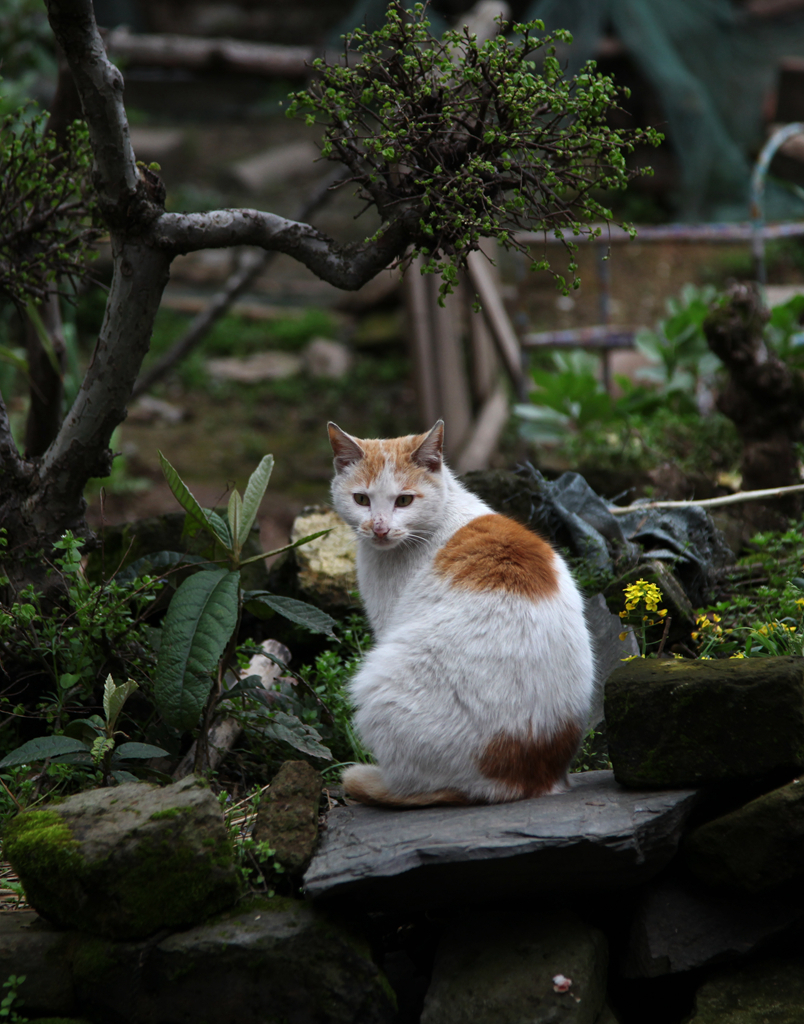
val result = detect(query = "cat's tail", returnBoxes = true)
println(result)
[342,764,471,808]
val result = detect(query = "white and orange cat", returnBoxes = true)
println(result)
[328,420,594,807]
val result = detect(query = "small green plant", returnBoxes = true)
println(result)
[153,452,337,770]
[220,787,287,897]
[633,283,722,410]
[226,615,372,779]
[0,530,164,733]
[0,674,169,785]
[0,974,26,1022]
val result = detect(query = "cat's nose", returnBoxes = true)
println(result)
[372,520,390,537]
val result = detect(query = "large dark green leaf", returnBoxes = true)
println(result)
[244,592,337,637]
[263,712,333,760]
[154,568,240,731]
[113,742,170,761]
[158,451,232,550]
[0,735,88,768]
[239,454,274,549]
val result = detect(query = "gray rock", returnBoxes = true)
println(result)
[584,593,639,730]
[684,777,804,892]
[254,760,321,875]
[421,909,607,1024]
[304,770,697,909]
[4,776,239,940]
[0,912,76,1017]
[0,900,394,1024]
[303,337,353,378]
[605,656,804,788]
[142,899,395,1024]
[623,877,804,977]
[690,935,804,1023]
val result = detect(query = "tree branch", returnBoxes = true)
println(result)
[151,206,420,290]
[44,0,141,213]
[0,391,31,482]
[40,238,172,509]
[131,169,346,399]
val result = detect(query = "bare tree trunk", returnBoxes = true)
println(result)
[0,0,432,594]
[703,282,804,525]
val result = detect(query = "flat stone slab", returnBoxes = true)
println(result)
[304,771,697,909]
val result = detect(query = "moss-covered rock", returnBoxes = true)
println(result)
[684,778,804,891]
[253,760,321,874]
[142,897,395,1024]
[420,909,608,1024]
[4,776,240,940]
[691,936,804,1023]
[605,656,804,788]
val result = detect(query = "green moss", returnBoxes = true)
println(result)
[3,809,83,905]
[103,823,239,937]
[72,935,118,985]
[149,808,183,821]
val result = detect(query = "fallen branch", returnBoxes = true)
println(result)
[608,483,804,515]
[106,26,313,78]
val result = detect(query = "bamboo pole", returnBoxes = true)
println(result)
[608,483,804,515]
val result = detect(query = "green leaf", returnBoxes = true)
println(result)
[238,529,332,568]
[228,489,243,556]
[158,451,232,551]
[113,742,170,761]
[63,718,104,744]
[102,674,138,734]
[116,550,210,585]
[244,593,337,636]
[154,568,240,731]
[0,735,88,768]
[263,711,333,760]
[239,454,274,549]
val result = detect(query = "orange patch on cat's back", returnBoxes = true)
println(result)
[477,722,582,799]
[349,431,433,488]
[434,514,559,599]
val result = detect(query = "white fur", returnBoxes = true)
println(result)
[330,427,595,804]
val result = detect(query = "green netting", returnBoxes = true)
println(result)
[329,0,804,221]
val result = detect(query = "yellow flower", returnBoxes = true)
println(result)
[619,632,628,641]
[730,651,746,659]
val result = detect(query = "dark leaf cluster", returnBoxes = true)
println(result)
[0,105,100,309]
[288,2,662,295]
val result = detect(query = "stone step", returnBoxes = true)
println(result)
[304,770,697,909]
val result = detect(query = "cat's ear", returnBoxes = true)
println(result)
[412,420,444,472]
[328,422,365,472]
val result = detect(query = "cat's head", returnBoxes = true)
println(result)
[328,421,445,548]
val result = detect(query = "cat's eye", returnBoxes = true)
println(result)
[395,495,414,507]
[353,493,370,506]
